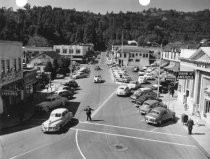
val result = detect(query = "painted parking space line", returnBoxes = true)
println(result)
[79,121,188,138]
[73,128,196,148]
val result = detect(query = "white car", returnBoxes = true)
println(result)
[138,71,145,76]
[138,76,147,84]
[41,108,73,133]
[127,81,140,90]
[116,85,131,96]
[144,73,154,80]
[94,75,102,83]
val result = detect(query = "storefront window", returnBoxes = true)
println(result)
[6,59,10,73]
[18,57,21,70]
[205,100,210,114]
[1,60,5,74]
[13,58,16,71]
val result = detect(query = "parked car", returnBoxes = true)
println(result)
[139,99,166,115]
[127,81,140,90]
[151,84,168,93]
[144,73,155,80]
[132,66,139,72]
[72,72,88,79]
[145,107,176,126]
[138,71,145,76]
[135,92,159,105]
[62,86,76,93]
[64,80,78,88]
[94,75,103,83]
[130,87,153,100]
[138,76,147,84]
[55,90,74,99]
[41,108,73,133]
[94,65,101,70]
[56,74,64,79]
[35,95,68,112]
[116,85,131,96]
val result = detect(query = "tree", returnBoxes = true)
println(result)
[44,61,53,73]
[52,59,59,79]
[27,35,49,47]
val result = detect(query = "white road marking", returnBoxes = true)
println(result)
[79,121,188,138]
[75,89,116,159]
[71,128,196,148]
[75,129,86,159]
[92,90,116,117]
[9,137,67,159]
[150,128,158,132]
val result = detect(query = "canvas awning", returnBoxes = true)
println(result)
[164,61,180,72]
[160,60,170,68]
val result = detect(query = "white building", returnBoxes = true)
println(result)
[53,44,94,62]
[178,47,210,125]
[111,45,154,67]
[0,41,23,114]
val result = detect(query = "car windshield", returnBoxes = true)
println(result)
[150,110,160,115]
[51,113,61,117]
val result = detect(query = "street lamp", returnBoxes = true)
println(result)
[147,41,162,98]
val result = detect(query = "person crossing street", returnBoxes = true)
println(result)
[84,106,94,121]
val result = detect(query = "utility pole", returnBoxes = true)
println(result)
[121,30,124,67]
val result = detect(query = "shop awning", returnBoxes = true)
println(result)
[164,61,180,72]
[160,60,170,68]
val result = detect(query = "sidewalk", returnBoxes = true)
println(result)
[161,91,210,158]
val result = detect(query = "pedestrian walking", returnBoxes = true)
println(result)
[170,89,175,97]
[187,118,194,135]
[84,106,94,121]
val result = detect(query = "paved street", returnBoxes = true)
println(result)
[0,53,208,159]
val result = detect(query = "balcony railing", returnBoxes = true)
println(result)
[0,70,22,85]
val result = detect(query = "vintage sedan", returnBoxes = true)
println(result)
[127,81,140,90]
[55,90,74,99]
[41,108,73,132]
[116,85,131,96]
[139,99,166,115]
[63,80,78,88]
[145,107,176,126]
[35,95,68,112]
[72,72,88,79]
[94,75,103,83]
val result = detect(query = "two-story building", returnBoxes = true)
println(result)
[112,45,154,67]
[53,44,94,62]
[22,46,53,66]
[178,47,210,125]
[0,41,23,114]
[27,51,61,73]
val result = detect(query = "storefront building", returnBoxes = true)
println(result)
[0,41,23,114]
[23,68,37,102]
[178,47,210,125]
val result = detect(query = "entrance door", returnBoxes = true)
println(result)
[204,99,210,115]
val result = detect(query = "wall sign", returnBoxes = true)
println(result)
[178,71,195,79]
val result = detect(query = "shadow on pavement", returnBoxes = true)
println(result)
[0,101,81,136]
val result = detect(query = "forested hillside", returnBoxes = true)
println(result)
[0,5,210,50]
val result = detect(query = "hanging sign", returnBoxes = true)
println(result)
[178,71,195,79]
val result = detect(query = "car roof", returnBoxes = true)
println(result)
[140,87,152,91]
[144,99,159,105]
[151,106,167,112]
[46,94,59,99]
[119,85,127,89]
[51,108,68,114]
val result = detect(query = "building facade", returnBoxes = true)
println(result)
[22,46,53,66]
[178,47,210,125]
[112,45,153,67]
[27,52,61,72]
[53,44,94,62]
[0,41,23,114]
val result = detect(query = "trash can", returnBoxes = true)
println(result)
[181,113,188,125]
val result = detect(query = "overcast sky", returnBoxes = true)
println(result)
[1,0,210,14]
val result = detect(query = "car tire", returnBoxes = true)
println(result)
[172,115,176,121]
[158,120,162,127]
[45,106,50,112]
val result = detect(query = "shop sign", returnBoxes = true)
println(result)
[178,71,194,79]
[1,90,18,96]
[165,77,176,81]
